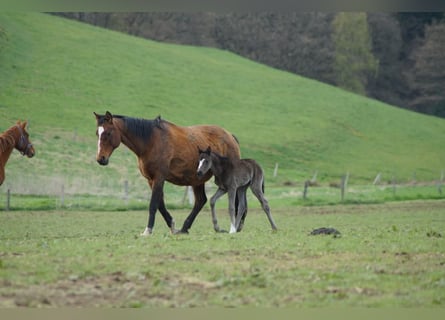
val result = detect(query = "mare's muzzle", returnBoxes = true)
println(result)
[97,156,109,166]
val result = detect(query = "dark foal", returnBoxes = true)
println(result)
[197,146,277,233]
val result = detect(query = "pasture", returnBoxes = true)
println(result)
[1,200,444,307]
[1,12,445,311]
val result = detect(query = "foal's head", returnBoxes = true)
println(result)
[197,146,214,178]
[15,121,35,158]
[94,111,121,166]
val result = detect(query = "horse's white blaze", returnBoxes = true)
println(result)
[197,158,206,172]
[97,126,104,155]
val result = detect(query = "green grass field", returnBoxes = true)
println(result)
[0,12,444,198]
[0,201,444,307]
[1,13,445,309]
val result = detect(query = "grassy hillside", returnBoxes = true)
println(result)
[0,12,444,199]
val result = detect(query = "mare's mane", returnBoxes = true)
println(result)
[0,127,15,153]
[115,115,164,142]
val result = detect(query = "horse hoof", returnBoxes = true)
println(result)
[140,227,152,236]
[173,229,189,235]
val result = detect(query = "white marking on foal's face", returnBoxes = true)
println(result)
[197,158,206,172]
[97,126,104,154]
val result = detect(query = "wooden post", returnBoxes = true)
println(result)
[188,186,194,205]
[182,186,194,206]
[303,180,309,200]
[182,186,188,206]
[6,189,10,211]
[392,175,397,197]
[373,173,381,185]
[341,173,349,201]
[273,163,278,178]
[438,170,444,195]
[60,184,65,207]
[311,171,318,184]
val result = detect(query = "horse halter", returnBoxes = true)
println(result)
[16,125,33,156]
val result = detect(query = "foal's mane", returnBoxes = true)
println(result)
[211,150,232,168]
[0,127,15,153]
[115,115,164,142]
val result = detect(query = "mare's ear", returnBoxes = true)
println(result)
[21,121,28,129]
[205,146,211,154]
[197,146,203,154]
[93,112,100,120]
[155,115,163,129]
[104,111,113,123]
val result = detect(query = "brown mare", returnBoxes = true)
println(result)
[0,121,35,186]
[94,111,240,235]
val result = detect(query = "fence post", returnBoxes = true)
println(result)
[60,184,65,208]
[341,172,349,202]
[303,180,309,200]
[373,173,381,185]
[438,170,444,195]
[188,186,194,205]
[311,171,318,184]
[182,186,194,206]
[392,175,397,197]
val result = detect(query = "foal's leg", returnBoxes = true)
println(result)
[209,187,228,232]
[235,186,248,232]
[250,179,278,231]
[178,184,207,234]
[227,188,238,234]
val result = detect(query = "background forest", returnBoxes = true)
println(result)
[54,12,445,118]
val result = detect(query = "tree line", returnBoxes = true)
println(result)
[53,12,445,118]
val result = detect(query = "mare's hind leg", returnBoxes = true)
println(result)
[177,184,207,234]
[251,180,278,231]
[235,186,248,232]
[158,198,176,233]
[209,188,227,232]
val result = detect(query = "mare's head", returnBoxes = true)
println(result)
[15,121,35,158]
[197,146,214,178]
[94,111,121,166]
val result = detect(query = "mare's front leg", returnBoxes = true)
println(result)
[158,198,176,234]
[0,166,5,186]
[178,184,207,234]
[141,179,165,236]
[209,187,227,232]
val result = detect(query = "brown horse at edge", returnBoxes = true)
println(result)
[0,121,35,186]
[94,111,240,235]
